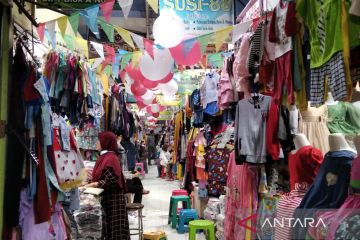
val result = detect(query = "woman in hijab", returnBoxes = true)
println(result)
[86,131,130,240]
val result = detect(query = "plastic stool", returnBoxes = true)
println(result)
[143,231,167,240]
[189,220,215,240]
[177,209,198,234]
[168,195,191,229]
[135,162,145,177]
[172,189,188,196]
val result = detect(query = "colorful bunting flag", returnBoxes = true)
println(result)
[68,13,80,35]
[64,35,74,51]
[232,20,251,44]
[131,51,142,66]
[214,26,233,52]
[46,21,56,49]
[57,16,68,37]
[146,0,158,13]
[104,44,115,63]
[143,38,154,58]
[83,5,100,38]
[104,65,111,78]
[98,20,114,42]
[99,0,115,23]
[75,37,89,58]
[182,37,197,57]
[121,52,132,70]
[36,23,45,42]
[112,54,122,78]
[197,33,214,54]
[115,26,135,49]
[208,53,224,68]
[90,41,105,59]
[92,58,103,70]
[130,33,144,50]
[117,0,133,19]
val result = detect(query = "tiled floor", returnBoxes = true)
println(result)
[130,165,206,240]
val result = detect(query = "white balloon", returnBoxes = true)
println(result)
[141,90,154,102]
[159,79,178,96]
[151,104,160,113]
[153,9,185,48]
[139,48,174,81]
[143,95,155,105]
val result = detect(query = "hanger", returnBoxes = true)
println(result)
[7,127,39,165]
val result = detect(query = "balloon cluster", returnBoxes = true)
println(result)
[123,9,202,118]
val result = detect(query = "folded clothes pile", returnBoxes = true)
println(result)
[73,192,102,239]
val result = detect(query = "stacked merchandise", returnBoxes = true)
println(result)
[74,193,103,240]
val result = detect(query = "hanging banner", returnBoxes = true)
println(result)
[159,0,234,36]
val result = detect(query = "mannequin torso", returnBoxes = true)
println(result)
[326,92,339,105]
[329,133,355,152]
[291,133,311,154]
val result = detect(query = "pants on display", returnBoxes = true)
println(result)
[126,177,144,204]
[273,51,295,105]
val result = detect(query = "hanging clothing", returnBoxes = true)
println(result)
[205,147,231,197]
[327,101,360,135]
[299,105,330,155]
[234,95,272,164]
[293,150,355,239]
[274,146,323,240]
[224,153,259,240]
[233,33,251,93]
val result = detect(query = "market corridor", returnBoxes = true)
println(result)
[136,165,206,240]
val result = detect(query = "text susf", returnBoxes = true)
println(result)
[161,0,232,12]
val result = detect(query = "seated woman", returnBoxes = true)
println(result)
[124,169,150,204]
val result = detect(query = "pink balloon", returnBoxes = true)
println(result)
[157,72,174,84]
[125,63,173,89]
[131,82,147,96]
[136,100,147,109]
[169,36,201,66]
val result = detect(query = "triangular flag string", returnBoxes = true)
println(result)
[143,38,154,58]
[115,26,135,49]
[182,37,197,57]
[121,52,133,70]
[46,21,56,49]
[130,33,144,50]
[214,26,233,52]
[198,33,214,54]
[82,5,100,38]
[99,0,115,23]
[90,41,105,60]
[98,19,114,42]
[68,13,80,35]
[64,35,74,51]
[146,0,158,14]
[36,23,45,43]
[57,16,68,37]
[117,0,133,19]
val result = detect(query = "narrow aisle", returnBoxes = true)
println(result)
[138,165,206,240]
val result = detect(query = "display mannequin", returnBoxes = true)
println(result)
[329,133,354,152]
[326,92,339,105]
[291,133,311,154]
